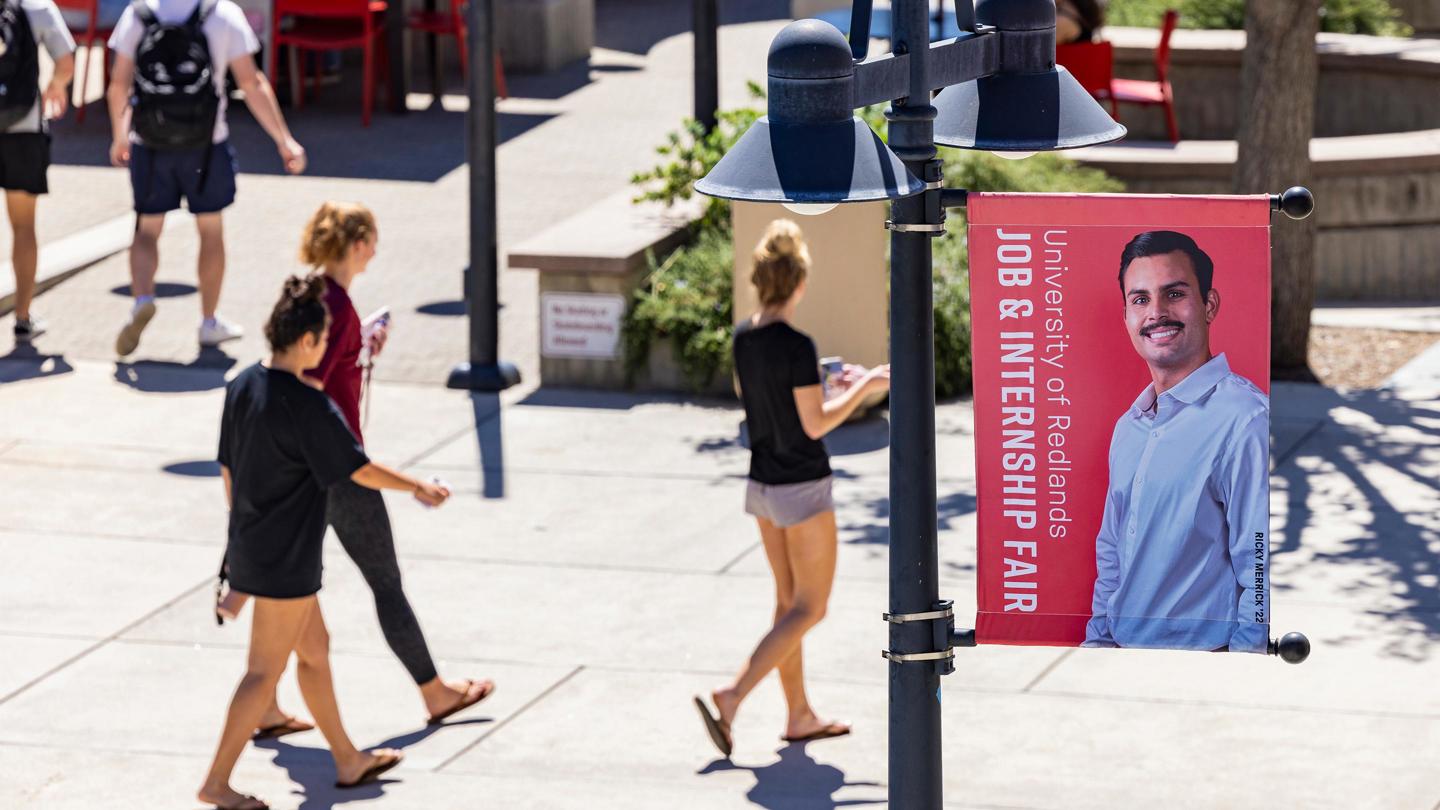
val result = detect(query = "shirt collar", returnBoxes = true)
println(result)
[1129,353,1231,416]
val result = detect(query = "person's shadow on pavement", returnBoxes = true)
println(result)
[0,344,74,384]
[252,717,493,810]
[114,346,237,393]
[698,742,884,809]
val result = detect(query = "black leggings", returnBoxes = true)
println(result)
[327,479,439,685]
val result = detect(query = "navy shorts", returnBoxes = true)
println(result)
[0,133,51,195]
[129,141,238,215]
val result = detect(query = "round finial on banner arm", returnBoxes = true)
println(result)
[1270,186,1315,220]
[1269,632,1311,664]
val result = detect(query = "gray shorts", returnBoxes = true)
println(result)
[744,476,834,528]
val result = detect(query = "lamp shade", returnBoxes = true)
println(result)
[695,115,924,203]
[932,66,1126,152]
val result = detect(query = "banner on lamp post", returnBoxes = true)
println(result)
[966,193,1272,653]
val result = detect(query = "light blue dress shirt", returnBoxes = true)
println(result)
[1083,353,1270,653]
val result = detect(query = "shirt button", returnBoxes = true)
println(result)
[1128,527,1136,535]
[1151,431,1159,438]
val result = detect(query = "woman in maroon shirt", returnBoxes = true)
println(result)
[220,202,493,734]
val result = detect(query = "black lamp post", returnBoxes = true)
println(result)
[449,0,521,391]
[695,1,1123,805]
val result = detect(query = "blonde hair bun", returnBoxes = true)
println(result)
[751,219,810,307]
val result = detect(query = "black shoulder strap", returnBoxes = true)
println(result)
[131,0,158,27]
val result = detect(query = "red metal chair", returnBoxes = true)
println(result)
[1110,8,1179,143]
[55,0,118,123]
[271,0,391,126]
[406,0,507,98]
[1055,40,1116,117]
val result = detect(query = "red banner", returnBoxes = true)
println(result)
[967,193,1272,652]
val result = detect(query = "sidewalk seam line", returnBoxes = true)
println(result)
[1020,648,1075,693]
[432,664,585,773]
[1274,418,1327,468]
[398,409,502,471]
[716,541,761,575]
[0,576,213,707]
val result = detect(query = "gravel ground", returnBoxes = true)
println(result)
[1309,326,1439,389]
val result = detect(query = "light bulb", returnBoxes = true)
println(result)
[782,201,839,216]
[991,151,1038,161]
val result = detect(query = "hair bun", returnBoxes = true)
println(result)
[283,274,326,303]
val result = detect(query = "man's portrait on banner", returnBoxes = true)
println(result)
[1082,231,1270,653]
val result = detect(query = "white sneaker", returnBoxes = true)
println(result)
[115,300,157,356]
[199,316,244,347]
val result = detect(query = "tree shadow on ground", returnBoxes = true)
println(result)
[51,96,553,183]
[0,344,74,384]
[1271,382,1440,661]
[253,717,492,810]
[596,0,790,56]
[841,490,977,550]
[698,742,884,809]
[114,346,237,393]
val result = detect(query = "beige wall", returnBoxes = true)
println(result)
[732,202,890,369]
[791,0,851,19]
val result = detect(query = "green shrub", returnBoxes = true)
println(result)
[621,225,735,391]
[1107,0,1412,36]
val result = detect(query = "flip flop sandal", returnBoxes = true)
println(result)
[252,716,315,741]
[335,750,403,788]
[781,722,852,743]
[693,695,733,758]
[426,679,495,725]
[212,795,269,810]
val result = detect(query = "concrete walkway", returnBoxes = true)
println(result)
[2,342,1440,808]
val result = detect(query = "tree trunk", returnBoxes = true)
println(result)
[1233,0,1321,382]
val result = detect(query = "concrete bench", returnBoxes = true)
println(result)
[508,188,708,391]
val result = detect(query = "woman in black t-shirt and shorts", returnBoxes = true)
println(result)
[694,220,889,757]
[199,276,451,810]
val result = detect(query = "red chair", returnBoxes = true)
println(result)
[1056,40,1116,117]
[271,0,391,126]
[1110,8,1180,143]
[406,0,507,98]
[55,0,118,123]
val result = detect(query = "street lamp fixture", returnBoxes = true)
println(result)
[694,1,1124,807]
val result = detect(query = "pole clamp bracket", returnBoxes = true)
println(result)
[882,599,957,676]
[882,649,956,664]
[883,606,954,624]
[885,220,945,233]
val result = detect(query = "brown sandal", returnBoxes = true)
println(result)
[252,716,315,741]
[426,679,495,725]
[335,749,403,788]
[693,695,733,758]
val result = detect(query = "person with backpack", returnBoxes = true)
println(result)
[106,0,304,357]
[0,0,74,342]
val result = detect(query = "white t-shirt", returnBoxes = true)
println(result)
[108,0,258,145]
[5,0,76,134]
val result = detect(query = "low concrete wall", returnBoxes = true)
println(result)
[1072,130,1440,301]
[497,0,594,73]
[1106,28,1440,141]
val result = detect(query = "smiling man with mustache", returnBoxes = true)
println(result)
[1082,230,1270,652]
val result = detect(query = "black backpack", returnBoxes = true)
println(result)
[0,0,39,130]
[131,0,220,150]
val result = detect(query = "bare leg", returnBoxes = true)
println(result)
[197,595,312,810]
[195,213,224,320]
[292,598,402,784]
[6,192,37,322]
[130,214,164,299]
[713,511,839,731]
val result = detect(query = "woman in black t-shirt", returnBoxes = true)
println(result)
[199,276,451,810]
[694,220,889,758]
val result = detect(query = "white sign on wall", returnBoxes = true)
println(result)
[541,293,626,359]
